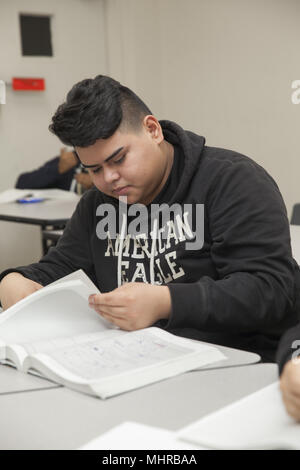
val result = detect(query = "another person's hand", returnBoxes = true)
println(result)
[58,147,78,174]
[88,283,171,331]
[75,172,93,189]
[280,359,300,421]
[0,273,43,310]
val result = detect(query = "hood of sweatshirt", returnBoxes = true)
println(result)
[158,120,206,204]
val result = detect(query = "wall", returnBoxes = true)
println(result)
[104,0,163,115]
[0,0,107,271]
[105,0,300,218]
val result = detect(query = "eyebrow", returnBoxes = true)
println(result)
[75,147,124,168]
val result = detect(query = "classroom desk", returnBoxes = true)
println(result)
[0,199,78,226]
[0,363,278,450]
[197,343,260,370]
[0,364,60,395]
[0,198,79,254]
[290,224,300,265]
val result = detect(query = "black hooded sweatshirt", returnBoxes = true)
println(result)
[2,121,299,361]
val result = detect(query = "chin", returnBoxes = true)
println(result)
[121,195,137,205]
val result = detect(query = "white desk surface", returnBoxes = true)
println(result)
[197,342,260,369]
[0,365,60,394]
[290,224,300,265]
[0,199,78,225]
[0,363,278,450]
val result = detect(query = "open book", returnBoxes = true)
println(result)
[0,270,226,399]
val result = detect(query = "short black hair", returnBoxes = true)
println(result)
[49,75,152,147]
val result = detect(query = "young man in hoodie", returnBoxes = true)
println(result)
[0,75,299,362]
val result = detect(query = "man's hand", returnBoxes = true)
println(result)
[88,283,171,331]
[58,148,78,174]
[75,172,93,189]
[0,273,43,310]
[280,359,300,421]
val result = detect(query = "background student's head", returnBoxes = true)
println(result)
[49,75,174,205]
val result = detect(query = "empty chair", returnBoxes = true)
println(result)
[42,229,63,254]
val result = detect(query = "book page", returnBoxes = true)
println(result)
[30,329,195,381]
[0,270,99,324]
[20,329,122,356]
[24,328,226,398]
[5,344,29,370]
[49,269,100,293]
[78,421,203,450]
[0,339,5,360]
[178,382,300,450]
[0,272,112,345]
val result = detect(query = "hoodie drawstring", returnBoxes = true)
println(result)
[117,216,158,287]
[150,218,158,285]
[117,212,127,288]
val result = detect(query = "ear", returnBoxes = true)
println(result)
[143,115,164,144]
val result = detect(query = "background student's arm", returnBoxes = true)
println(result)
[15,157,62,189]
[15,149,77,190]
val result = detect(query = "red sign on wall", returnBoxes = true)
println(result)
[12,77,45,90]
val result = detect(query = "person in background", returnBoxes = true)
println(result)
[15,147,93,192]
[277,322,300,421]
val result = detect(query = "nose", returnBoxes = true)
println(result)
[102,167,120,184]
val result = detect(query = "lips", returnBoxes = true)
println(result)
[113,185,130,195]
